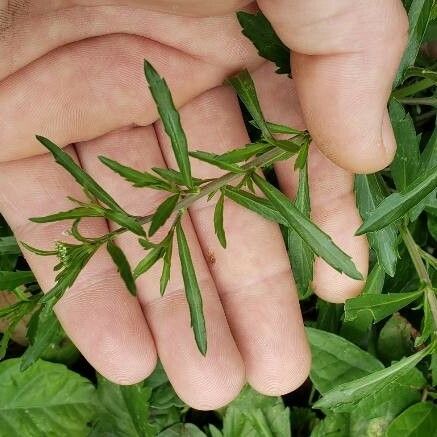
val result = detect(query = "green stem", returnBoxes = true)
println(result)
[392,78,434,99]
[397,97,437,106]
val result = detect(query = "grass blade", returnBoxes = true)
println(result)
[176,221,207,355]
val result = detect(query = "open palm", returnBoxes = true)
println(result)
[0,0,407,409]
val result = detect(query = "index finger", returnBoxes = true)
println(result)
[259,0,409,173]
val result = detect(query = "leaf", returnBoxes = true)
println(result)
[252,173,363,280]
[287,164,314,299]
[160,232,174,296]
[176,221,207,355]
[99,156,172,191]
[306,327,384,394]
[227,70,271,140]
[236,11,291,75]
[214,193,227,248]
[223,186,287,226]
[0,270,36,290]
[158,424,207,437]
[265,122,303,135]
[217,143,271,163]
[387,402,437,437]
[152,168,203,187]
[0,236,20,255]
[104,209,147,237]
[149,194,179,237]
[355,174,399,276]
[394,0,435,87]
[389,99,420,192]
[313,344,433,412]
[344,290,423,324]
[0,359,96,437]
[416,290,435,346]
[189,151,244,173]
[30,206,104,223]
[144,61,193,188]
[134,246,164,279]
[20,301,64,370]
[294,140,310,170]
[356,164,437,234]
[36,136,126,214]
[107,240,136,295]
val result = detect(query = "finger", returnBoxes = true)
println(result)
[0,148,157,384]
[75,126,245,410]
[253,62,368,302]
[1,3,257,81]
[0,34,225,162]
[259,0,408,173]
[155,85,311,395]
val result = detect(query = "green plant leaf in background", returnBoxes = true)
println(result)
[0,270,35,291]
[355,174,399,276]
[144,61,193,188]
[236,11,291,75]
[386,402,437,436]
[0,359,96,437]
[107,240,137,295]
[344,290,423,324]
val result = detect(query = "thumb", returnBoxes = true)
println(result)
[258,0,408,174]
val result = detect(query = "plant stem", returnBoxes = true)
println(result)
[110,145,290,238]
[397,97,437,106]
[392,78,434,99]
[400,225,437,330]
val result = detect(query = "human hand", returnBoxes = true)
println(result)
[0,0,407,409]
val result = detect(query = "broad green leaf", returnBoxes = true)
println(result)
[104,209,146,237]
[0,359,96,437]
[389,99,420,192]
[134,246,164,278]
[218,143,271,163]
[144,61,193,188]
[355,174,399,276]
[0,270,35,290]
[21,301,64,370]
[158,424,207,437]
[316,300,343,334]
[344,290,423,323]
[314,344,432,412]
[394,0,435,87]
[214,193,226,248]
[160,236,173,296]
[223,186,287,226]
[99,156,172,191]
[227,70,271,140]
[149,194,179,237]
[387,402,437,437]
[189,151,244,173]
[0,236,20,255]
[93,374,156,437]
[107,240,136,295]
[340,263,385,347]
[356,164,437,234]
[310,414,348,437]
[306,327,383,394]
[30,206,104,223]
[377,314,415,364]
[236,11,290,75]
[288,164,314,299]
[252,173,363,280]
[36,136,126,214]
[176,221,207,355]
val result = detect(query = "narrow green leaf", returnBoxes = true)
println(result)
[269,138,301,154]
[415,289,435,346]
[405,66,437,83]
[99,156,172,191]
[287,164,314,299]
[152,168,204,187]
[389,99,420,192]
[223,186,287,226]
[160,235,173,296]
[387,402,437,437]
[294,140,310,170]
[133,246,164,279]
[176,221,207,355]
[314,344,433,412]
[394,0,435,87]
[356,165,437,234]
[144,61,193,188]
[344,290,423,324]
[0,271,36,291]
[36,136,126,214]
[217,142,271,164]
[104,210,146,237]
[189,151,244,173]
[227,70,271,140]
[214,194,226,248]
[236,11,291,75]
[0,236,21,255]
[30,206,104,223]
[252,173,363,280]
[355,174,399,276]
[149,194,179,237]
[265,122,304,136]
[107,240,136,296]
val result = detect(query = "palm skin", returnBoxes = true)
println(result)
[0,0,407,409]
